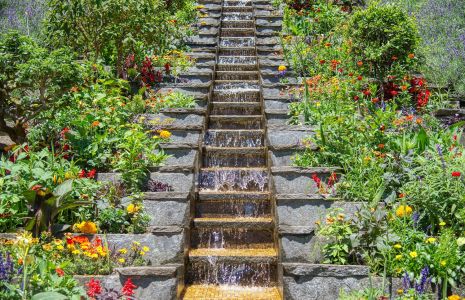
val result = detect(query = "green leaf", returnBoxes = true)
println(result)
[31,292,68,300]
[53,179,74,197]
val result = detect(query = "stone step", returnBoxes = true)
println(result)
[213,89,260,102]
[220,37,255,48]
[205,129,264,147]
[203,146,266,167]
[189,248,277,263]
[198,191,270,201]
[222,20,255,29]
[215,70,259,80]
[209,115,263,129]
[196,198,271,218]
[221,27,255,37]
[224,0,253,7]
[222,6,254,13]
[199,167,269,192]
[182,285,282,300]
[219,47,256,57]
[193,217,273,228]
[218,56,257,65]
[185,261,278,286]
[211,101,261,115]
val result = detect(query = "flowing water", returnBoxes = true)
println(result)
[182,1,280,298]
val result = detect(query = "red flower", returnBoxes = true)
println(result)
[122,278,137,296]
[60,127,70,139]
[348,73,353,77]
[371,97,379,104]
[62,144,70,152]
[390,90,398,96]
[357,75,363,81]
[319,60,326,64]
[311,173,322,188]
[164,63,171,73]
[452,171,461,177]
[87,169,97,179]
[353,95,360,101]
[78,170,86,178]
[391,56,398,61]
[86,278,102,297]
[56,268,65,277]
[31,185,42,191]
[363,89,371,96]
[327,172,337,187]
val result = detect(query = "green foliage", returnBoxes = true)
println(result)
[0,147,100,234]
[0,31,82,143]
[347,3,420,79]
[45,0,195,76]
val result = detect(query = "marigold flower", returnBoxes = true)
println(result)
[56,268,65,277]
[278,65,287,72]
[127,203,140,214]
[396,205,412,217]
[408,53,415,59]
[159,130,171,139]
[409,251,418,258]
[448,295,460,300]
[357,61,363,67]
[91,121,100,127]
[56,245,64,251]
[74,221,98,234]
[397,289,404,295]
[72,250,81,255]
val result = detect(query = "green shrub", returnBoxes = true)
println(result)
[347,3,419,80]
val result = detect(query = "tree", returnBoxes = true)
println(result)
[45,0,187,77]
[0,31,81,143]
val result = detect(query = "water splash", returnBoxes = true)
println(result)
[200,169,268,191]
[205,130,263,147]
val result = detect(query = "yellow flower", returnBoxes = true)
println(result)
[91,253,99,259]
[74,221,98,234]
[426,237,436,243]
[53,239,62,246]
[409,251,418,258]
[143,246,150,252]
[439,221,446,226]
[397,289,404,295]
[65,171,74,179]
[118,258,125,263]
[42,243,53,251]
[396,205,413,217]
[440,260,447,266]
[127,203,140,214]
[395,254,403,260]
[133,241,141,246]
[56,245,64,251]
[118,248,128,254]
[72,250,81,255]
[159,130,171,139]
[315,102,321,107]
[140,251,145,256]
[394,244,402,249]
[448,295,461,300]
[278,65,287,72]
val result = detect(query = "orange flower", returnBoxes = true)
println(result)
[408,53,415,59]
[357,61,363,67]
[401,85,408,91]
[91,121,100,127]
[416,118,423,124]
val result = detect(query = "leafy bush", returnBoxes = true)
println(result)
[0,31,82,143]
[45,0,195,77]
[347,3,419,80]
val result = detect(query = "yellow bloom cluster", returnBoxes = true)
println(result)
[396,205,413,217]
[73,221,98,234]
[127,203,140,214]
[278,65,287,72]
[159,130,172,139]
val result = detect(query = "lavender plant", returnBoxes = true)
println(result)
[0,0,46,37]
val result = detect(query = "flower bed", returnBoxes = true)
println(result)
[277,0,465,298]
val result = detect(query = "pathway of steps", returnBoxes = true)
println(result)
[182,0,281,299]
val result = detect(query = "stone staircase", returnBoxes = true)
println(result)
[181,1,281,299]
